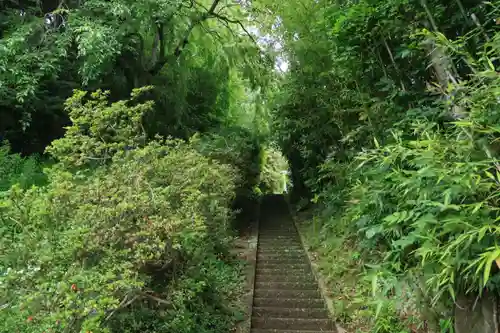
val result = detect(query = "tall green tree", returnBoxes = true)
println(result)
[0,0,272,152]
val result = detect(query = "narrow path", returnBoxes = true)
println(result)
[250,195,337,333]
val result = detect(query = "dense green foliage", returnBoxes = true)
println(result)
[5,0,500,331]
[265,0,500,331]
[0,0,271,332]
[0,144,47,191]
[1,89,249,333]
[259,144,289,194]
[0,0,271,153]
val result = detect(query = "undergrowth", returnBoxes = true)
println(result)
[0,88,253,333]
[0,144,48,191]
[273,0,500,331]
[300,209,434,333]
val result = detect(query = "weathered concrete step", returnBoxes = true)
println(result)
[256,253,306,259]
[253,297,326,309]
[255,274,315,283]
[257,248,305,253]
[258,242,304,251]
[251,317,335,330]
[250,328,337,333]
[257,250,305,255]
[257,258,309,265]
[254,289,321,299]
[258,239,302,244]
[258,239,302,248]
[258,247,305,252]
[253,307,329,319]
[256,263,311,270]
[256,267,312,276]
[257,254,307,261]
[257,246,306,255]
[258,243,303,247]
[255,281,318,290]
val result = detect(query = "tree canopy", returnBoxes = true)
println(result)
[3,0,500,331]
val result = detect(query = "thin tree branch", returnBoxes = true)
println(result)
[149,0,222,75]
[200,22,224,43]
[216,3,239,15]
[382,37,406,91]
[148,0,191,74]
[208,12,257,45]
[104,294,139,322]
[150,23,163,66]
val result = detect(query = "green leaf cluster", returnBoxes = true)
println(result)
[0,89,245,333]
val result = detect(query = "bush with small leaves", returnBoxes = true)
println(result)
[0,88,243,333]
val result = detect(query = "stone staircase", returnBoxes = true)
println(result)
[250,195,337,333]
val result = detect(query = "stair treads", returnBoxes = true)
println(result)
[253,297,326,308]
[254,288,322,299]
[255,274,316,283]
[250,328,337,333]
[251,195,337,333]
[251,317,335,330]
[253,307,329,319]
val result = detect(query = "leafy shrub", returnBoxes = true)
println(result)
[259,144,289,194]
[0,143,47,191]
[270,0,500,329]
[0,88,244,333]
[314,119,500,328]
[193,127,262,230]
[194,127,261,197]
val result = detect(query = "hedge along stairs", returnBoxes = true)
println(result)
[251,195,337,333]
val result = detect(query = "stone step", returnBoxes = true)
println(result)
[253,307,329,319]
[253,297,326,309]
[258,247,305,252]
[258,248,305,254]
[251,317,335,331]
[258,239,302,244]
[250,328,337,333]
[258,243,303,248]
[255,273,316,283]
[255,281,318,290]
[254,289,322,299]
[257,250,305,255]
[257,246,304,251]
[257,252,307,261]
[257,258,309,265]
[257,254,307,261]
[257,248,305,254]
[256,267,311,275]
[256,263,311,270]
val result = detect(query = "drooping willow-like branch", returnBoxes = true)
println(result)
[149,0,222,75]
[208,12,257,45]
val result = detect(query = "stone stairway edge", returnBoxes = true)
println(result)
[284,197,347,333]
[239,197,262,333]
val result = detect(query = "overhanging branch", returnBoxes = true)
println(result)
[208,12,257,45]
[149,0,222,75]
